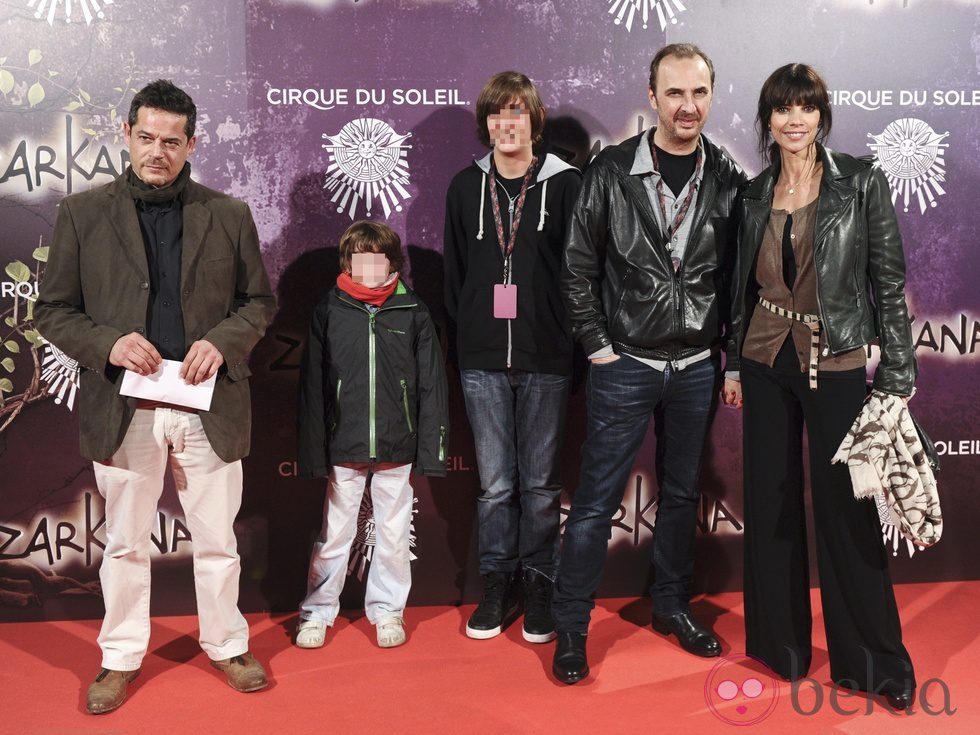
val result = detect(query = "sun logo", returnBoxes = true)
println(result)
[607,0,689,32]
[867,118,950,215]
[40,341,80,411]
[321,118,412,220]
[27,0,116,26]
[347,490,419,581]
[874,491,918,559]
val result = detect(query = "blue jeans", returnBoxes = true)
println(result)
[552,355,718,632]
[460,369,570,579]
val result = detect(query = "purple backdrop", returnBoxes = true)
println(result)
[1,0,977,621]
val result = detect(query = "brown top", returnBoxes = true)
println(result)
[742,198,866,371]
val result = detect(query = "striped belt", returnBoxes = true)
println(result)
[758,297,821,390]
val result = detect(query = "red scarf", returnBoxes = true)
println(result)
[337,271,399,306]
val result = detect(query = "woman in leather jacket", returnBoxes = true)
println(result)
[724,64,917,710]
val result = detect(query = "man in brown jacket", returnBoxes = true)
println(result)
[35,80,276,714]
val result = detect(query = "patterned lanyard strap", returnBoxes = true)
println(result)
[758,296,822,391]
[488,156,538,282]
[650,140,704,259]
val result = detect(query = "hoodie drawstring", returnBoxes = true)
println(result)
[476,172,486,240]
[537,178,548,231]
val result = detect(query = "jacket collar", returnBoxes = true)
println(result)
[102,169,211,284]
[608,130,727,262]
[741,145,864,201]
[615,129,728,186]
[473,151,578,183]
[739,145,862,255]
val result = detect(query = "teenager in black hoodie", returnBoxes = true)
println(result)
[444,72,581,643]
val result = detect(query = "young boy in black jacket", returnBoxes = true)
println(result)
[296,221,448,649]
[444,72,581,643]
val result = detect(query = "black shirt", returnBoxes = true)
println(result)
[654,144,697,198]
[135,197,186,361]
[496,162,538,227]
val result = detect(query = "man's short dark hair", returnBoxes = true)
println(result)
[648,43,716,95]
[128,79,197,139]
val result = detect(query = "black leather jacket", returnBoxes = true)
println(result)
[728,146,916,396]
[562,131,746,361]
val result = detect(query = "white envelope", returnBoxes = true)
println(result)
[119,359,216,411]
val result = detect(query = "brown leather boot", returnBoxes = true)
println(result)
[210,652,268,693]
[86,668,140,714]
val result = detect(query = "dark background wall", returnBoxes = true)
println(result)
[1,0,977,621]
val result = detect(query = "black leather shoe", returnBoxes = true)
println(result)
[552,632,589,684]
[883,687,915,711]
[651,612,721,658]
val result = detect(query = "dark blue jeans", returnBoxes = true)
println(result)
[552,354,718,632]
[460,369,570,580]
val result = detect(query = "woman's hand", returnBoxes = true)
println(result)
[722,377,743,409]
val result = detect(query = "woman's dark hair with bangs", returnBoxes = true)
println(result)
[755,63,832,165]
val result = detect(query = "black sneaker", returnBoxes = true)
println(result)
[465,571,519,639]
[522,569,556,643]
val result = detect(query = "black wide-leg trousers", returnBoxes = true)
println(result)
[741,345,914,693]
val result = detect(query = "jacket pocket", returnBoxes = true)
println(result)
[331,378,342,435]
[400,378,413,433]
[609,266,634,328]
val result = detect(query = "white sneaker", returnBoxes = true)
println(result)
[295,619,327,649]
[376,616,407,648]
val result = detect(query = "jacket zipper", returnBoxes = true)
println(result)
[671,276,681,333]
[438,425,447,463]
[400,378,413,433]
[813,248,831,356]
[337,295,416,459]
[504,193,515,368]
[369,313,377,458]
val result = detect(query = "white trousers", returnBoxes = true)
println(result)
[300,464,414,625]
[92,408,249,671]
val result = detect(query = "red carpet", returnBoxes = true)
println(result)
[2,582,978,734]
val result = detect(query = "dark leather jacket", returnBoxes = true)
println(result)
[728,146,916,395]
[562,131,746,361]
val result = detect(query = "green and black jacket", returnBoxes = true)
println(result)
[297,281,449,478]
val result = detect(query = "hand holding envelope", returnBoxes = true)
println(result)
[120,359,217,411]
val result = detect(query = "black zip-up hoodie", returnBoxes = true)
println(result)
[444,152,582,375]
[297,281,449,479]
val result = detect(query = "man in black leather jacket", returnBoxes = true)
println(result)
[551,44,747,684]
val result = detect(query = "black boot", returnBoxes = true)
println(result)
[466,572,519,640]
[522,569,556,644]
[651,611,721,658]
[552,632,589,684]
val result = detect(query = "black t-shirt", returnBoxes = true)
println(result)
[498,173,524,199]
[654,143,697,198]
